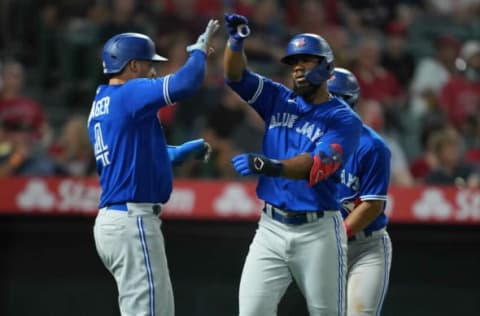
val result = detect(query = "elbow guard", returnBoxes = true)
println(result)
[309,143,343,186]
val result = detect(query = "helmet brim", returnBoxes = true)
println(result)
[280,55,296,65]
[280,54,322,65]
[152,54,168,62]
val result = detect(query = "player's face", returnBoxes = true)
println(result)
[290,55,320,97]
[138,61,157,78]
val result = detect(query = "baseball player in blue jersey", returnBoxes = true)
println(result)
[224,13,362,316]
[88,20,219,316]
[328,68,393,316]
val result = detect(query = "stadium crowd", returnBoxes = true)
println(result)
[0,0,479,187]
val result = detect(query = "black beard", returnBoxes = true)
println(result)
[293,81,318,102]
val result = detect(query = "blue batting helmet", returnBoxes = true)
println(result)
[102,33,167,74]
[281,33,334,85]
[327,68,360,107]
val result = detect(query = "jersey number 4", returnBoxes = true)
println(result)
[94,122,111,167]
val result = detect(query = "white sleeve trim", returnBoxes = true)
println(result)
[339,193,358,203]
[163,75,173,105]
[360,194,388,201]
[247,74,264,104]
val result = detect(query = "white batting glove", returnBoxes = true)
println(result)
[186,19,220,54]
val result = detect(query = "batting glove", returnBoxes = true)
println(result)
[193,141,212,163]
[224,13,250,41]
[186,19,220,54]
[232,153,283,177]
[224,13,250,52]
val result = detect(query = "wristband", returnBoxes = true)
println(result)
[248,154,283,177]
[228,38,244,52]
[344,222,354,238]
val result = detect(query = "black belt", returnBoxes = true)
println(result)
[106,203,161,215]
[263,203,324,225]
[348,228,386,242]
[348,231,373,242]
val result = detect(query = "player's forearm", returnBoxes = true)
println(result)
[344,200,385,236]
[224,42,247,82]
[168,50,206,101]
[167,139,210,166]
[281,153,313,179]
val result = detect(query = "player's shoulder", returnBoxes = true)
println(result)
[94,84,108,96]
[123,77,161,89]
[360,125,391,155]
[256,71,293,98]
[329,97,362,122]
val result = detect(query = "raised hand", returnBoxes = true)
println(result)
[224,13,250,41]
[186,19,220,54]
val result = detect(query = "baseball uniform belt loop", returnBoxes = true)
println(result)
[106,203,161,215]
[348,227,386,242]
[263,203,326,225]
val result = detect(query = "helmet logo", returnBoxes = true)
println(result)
[293,38,306,47]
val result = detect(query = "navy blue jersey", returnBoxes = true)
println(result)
[88,51,206,208]
[227,71,362,211]
[337,125,391,232]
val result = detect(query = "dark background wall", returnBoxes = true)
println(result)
[1,216,479,316]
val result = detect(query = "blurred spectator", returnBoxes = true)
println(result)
[356,100,415,186]
[37,4,62,89]
[409,120,448,182]
[0,104,56,177]
[231,105,264,154]
[293,0,351,67]
[409,34,461,119]
[464,115,480,165]
[0,60,55,177]
[240,0,287,74]
[98,0,146,42]
[427,0,480,18]
[424,127,479,187]
[293,0,335,34]
[381,21,415,89]
[154,0,209,51]
[0,60,47,141]
[342,0,416,30]
[232,0,256,16]
[163,0,223,18]
[351,36,406,134]
[50,115,95,177]
[200,88,247,178]
[438,40,480,135]
[351,37,404,109]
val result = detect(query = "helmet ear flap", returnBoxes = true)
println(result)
[305,58,335,85]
